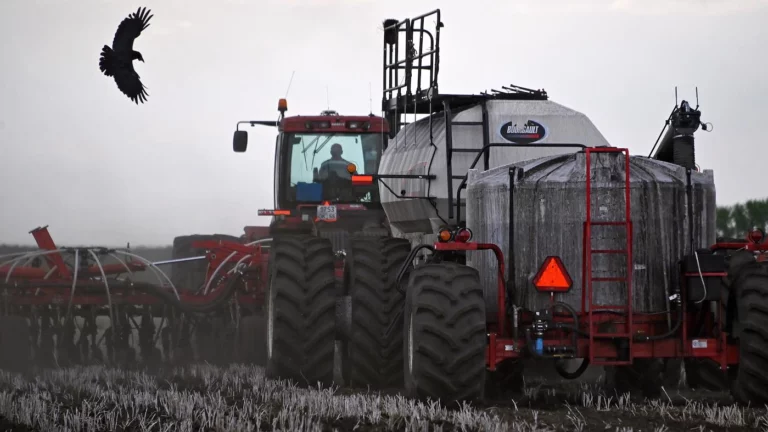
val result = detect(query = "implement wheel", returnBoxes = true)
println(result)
[344,236,411,389]
[726,252,768,405]
[265,235,336,386]
[403,262,487,403]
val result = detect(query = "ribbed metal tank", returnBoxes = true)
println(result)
[465,152,716,320]
[378,99,610,235]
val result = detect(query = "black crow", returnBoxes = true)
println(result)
[99,7,153,104]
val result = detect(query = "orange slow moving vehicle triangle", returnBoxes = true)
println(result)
[533,256,572,291]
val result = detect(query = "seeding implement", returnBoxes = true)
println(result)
[231,8,768,406]
[0,226,269,370]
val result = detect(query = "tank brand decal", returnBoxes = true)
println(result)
[499,120,546,144]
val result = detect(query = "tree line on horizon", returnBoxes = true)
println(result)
[717,198,768,239]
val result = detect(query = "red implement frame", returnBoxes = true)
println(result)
[0,226,268,308]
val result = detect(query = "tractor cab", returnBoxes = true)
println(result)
[275,111,386,208]
[233,99,392,235]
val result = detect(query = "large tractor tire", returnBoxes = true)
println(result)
[265,235,337,386]
[726,253,768,404]
[239,313,266,366]
[170,234,241,292]
[344,236,411,389]
[0,316,31,372]
[403,262,487,403]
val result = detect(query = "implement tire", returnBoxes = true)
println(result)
[345,236,411,389]
[727,256,768,405]
[0,316,30,373]
[265,235,336,386]
[403,262,486,403]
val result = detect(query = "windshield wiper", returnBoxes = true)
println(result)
[300,136,322,170]
[314,135,335,155]
[311,133,335,172]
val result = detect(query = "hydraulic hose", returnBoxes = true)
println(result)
[635,284,683,342]
[555,358,590,380]
[65,249,80,319]
[550,301,591,379]
[131,269,244,315]
[88,249,115,333]
[112,250,180,300]
[2,248,73,283]
[202,251,238,295]
[521,301,590,379]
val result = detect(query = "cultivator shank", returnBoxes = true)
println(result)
[0,226,268,370]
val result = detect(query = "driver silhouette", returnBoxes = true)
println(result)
[318,143,355,179]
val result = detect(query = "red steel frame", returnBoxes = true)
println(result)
[0,226,267,308]
[433,148,761,373]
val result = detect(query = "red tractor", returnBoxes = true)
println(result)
[232,97,427,387]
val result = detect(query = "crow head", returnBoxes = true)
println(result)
[132,50,145,62]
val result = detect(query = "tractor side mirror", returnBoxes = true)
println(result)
[233,130,248,153]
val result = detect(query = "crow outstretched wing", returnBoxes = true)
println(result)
[99,7,153,104]
[113,7,153,53]
[114,67,149,104]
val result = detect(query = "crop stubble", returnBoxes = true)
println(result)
[0,364,765,431]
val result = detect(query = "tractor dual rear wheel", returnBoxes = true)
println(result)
[265,235,337,386]
[403,262,487,403]
[725,252,768,405]
[344,236,411,389]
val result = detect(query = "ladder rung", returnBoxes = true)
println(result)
[588,221,629,226]
[591,277,627,282]
[590,249,627,254]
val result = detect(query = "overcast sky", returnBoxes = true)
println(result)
[1,0,766,246]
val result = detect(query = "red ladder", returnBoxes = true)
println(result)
[582,147,634,366]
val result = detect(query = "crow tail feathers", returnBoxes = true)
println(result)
[99,45,114,76]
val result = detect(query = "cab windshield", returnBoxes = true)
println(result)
[283,132,383,204]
